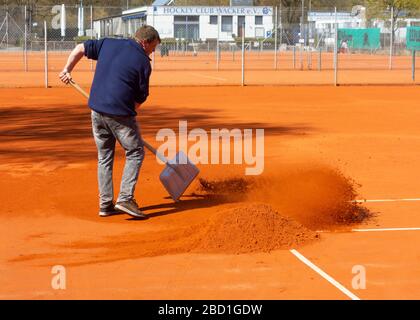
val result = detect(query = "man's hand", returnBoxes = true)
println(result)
[59,69,72,84]
[59,43,85,85]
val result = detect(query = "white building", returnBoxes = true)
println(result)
[94,3,274,41]
[308,12,365,35]
[371,17,420,44]
[308,8,420,45]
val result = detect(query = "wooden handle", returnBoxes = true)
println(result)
[69,79,90,100]
[142,139,164,160]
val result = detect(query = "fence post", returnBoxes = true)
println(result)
[279,3,283,46]
[274,6,278,70]
[293,45,296,69]
[300,0,304,47]
[241,22,245,86]
[152,7,155,69]
[389,6,394,70]
[90,5,93,71]
[334,7,338,86]
[44,20,48,88]
[24,5,28,72]
[6,10,9,49]
[217,14,220,70]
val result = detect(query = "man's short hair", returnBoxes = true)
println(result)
[135,25,161,43]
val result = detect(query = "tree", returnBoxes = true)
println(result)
[364,0,420,45]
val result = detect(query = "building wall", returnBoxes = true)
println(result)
[309,12,363,34]
[94,8,419,44]
[94,6,274,41]
[200,15,217,40]
[140,6,273,41]
[147,14,174,38]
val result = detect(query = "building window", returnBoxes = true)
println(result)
[221,16,232,32]
[174,15,200,40]
[210,15,218,25]
[255,16,263,25]
[255,27,264,38]
[174,16,199,23]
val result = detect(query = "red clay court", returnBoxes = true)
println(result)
[1,84,420,299]
[0,51,419,87]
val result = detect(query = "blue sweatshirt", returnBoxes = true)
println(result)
[83,38,152,116]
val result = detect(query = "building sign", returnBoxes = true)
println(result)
[309,12,352,18]
[407,26,420,50]
[157,6,273,16]
[308,12,358,22]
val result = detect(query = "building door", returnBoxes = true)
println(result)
[238,16,245,37]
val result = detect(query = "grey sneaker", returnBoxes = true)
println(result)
[115,199,148,219]
[99,203,121,217]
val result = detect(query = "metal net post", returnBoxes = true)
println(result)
[318,46,322,71]
[412,50,416,82]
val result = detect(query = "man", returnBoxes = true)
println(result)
[340,39,348,54]
[59,25,160,219]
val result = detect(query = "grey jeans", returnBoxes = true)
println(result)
[91,110,145,208]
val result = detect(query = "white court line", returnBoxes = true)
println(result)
[188,72,227,81]
[350,199,420,232]
[290,249,361,301]
[352,198,420,203]
[316,227,420,233]
[352,227,420,232]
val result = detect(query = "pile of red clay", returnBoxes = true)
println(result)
[15,203,319,266]
[19,165,370,266]
[192,203,319,254]
[198,164,373,230]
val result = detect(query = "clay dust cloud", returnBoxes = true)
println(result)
[155,121,265,175]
